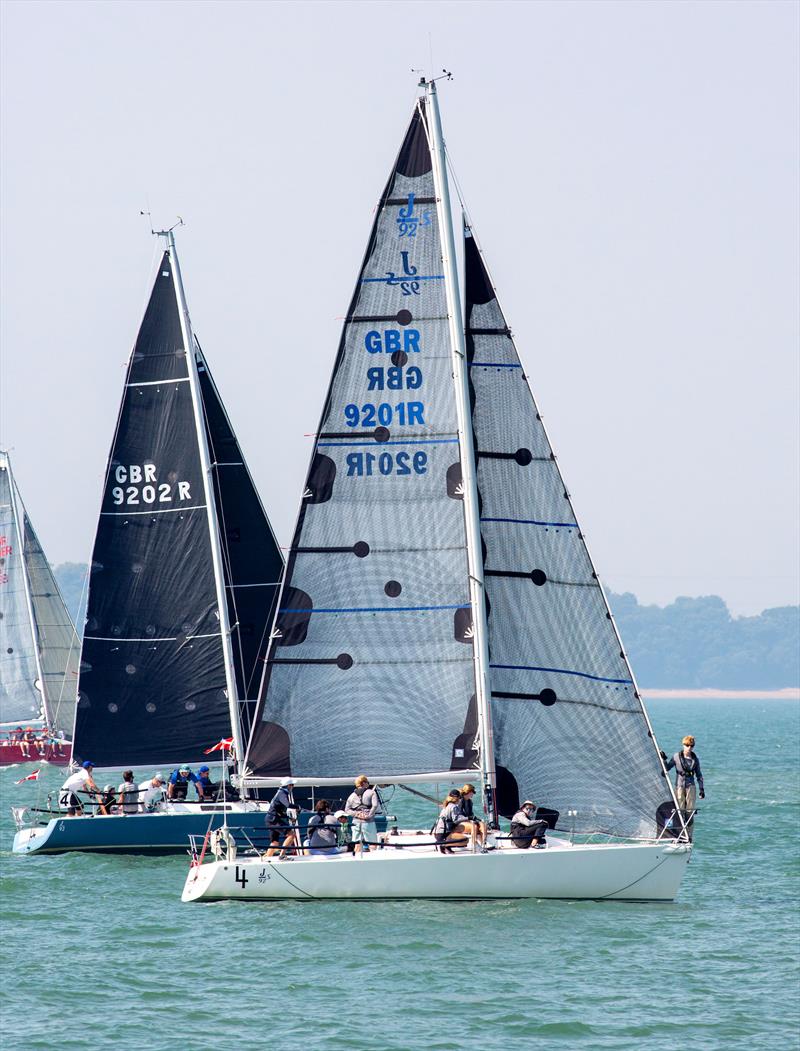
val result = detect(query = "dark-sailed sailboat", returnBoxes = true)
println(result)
[185,79,691,902]
[0,451,77,765]
[13,230,284,853]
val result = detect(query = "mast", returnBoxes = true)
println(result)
[5,452,48,725]
[424,79,498,821]
[166,231,245,764]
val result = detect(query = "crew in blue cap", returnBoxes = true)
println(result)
[196,765,217,801]
[59,761,99,816]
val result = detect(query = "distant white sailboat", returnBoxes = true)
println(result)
[0,450,77,766]
[183,78,691,903]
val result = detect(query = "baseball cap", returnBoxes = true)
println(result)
[199,765,210,773]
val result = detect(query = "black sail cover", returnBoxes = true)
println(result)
[464,227,670,838]
[248,103,479,779]
[75,251,281,767]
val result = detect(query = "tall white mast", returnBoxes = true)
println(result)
[166,231,246,764]
[424,79,498,821]
[4,451,49,725]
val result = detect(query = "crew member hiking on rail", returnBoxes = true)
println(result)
[433,789,463,854]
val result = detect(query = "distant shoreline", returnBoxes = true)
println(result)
[641,687,799,700]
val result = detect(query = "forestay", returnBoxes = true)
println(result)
[0,455,42,725]
[464,227,671,839]
[75,250,280,767]
[247,103,479,780]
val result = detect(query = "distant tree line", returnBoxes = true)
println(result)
[53,563,799,690]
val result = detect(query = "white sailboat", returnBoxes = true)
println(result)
[183,79,691,903]
[0,450,78,765]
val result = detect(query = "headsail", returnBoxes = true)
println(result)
[464,226,673,838]
[0,453,43,725]
[195,344,283,743]
[247,102,479,781]
[21,511,80,735]
[75,247,281,768]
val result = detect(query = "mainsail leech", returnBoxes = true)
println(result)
[463,223,679,838]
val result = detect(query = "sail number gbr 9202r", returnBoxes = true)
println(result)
[109,463,193,507]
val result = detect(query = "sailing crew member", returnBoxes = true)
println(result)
[195,765,216,801]
[139,772,166,812]
[345,775,382,855]
[433,790,463,854]
[264,777,298,859]
[663,736,705,828]
[59,760,99,816]
[306,799,342,856]
[117,770,140,814]
[510,801,548,849]
[334,810,353,853]
[20,727,36,759]
[167,764,204,801]
[98,784,117,815]
[453,783,487,849]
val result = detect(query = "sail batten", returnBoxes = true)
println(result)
[463,224,674,838]
[247,97,479,781]
[74,245,283,768]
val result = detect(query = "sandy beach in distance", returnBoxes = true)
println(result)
[641,688,799,700]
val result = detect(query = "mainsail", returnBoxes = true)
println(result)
[75,243,282,768]
[247,102,480,781]
[463,226,671,839]
[0,452,79,731]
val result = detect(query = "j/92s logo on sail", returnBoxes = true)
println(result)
[109,463,192,506]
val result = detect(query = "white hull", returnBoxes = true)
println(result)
[182,834,691,903]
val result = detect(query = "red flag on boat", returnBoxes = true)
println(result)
[204,738,233,754]
[15,768,40,784]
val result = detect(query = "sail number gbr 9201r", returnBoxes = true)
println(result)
[109,463,193,507]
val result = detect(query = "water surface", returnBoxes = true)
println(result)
[1,699,798,1050]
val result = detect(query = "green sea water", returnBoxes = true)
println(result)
[1,698,798,1051]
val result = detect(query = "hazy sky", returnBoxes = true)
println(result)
[1,0,797,617]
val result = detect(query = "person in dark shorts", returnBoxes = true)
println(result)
[264,777,298,859]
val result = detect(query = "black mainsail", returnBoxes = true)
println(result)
[0,452,80,732]
[247,101,481,782]
[74,239,282,768]
[464,225,673,838]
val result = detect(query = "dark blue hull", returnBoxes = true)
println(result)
[12,805,270,855]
